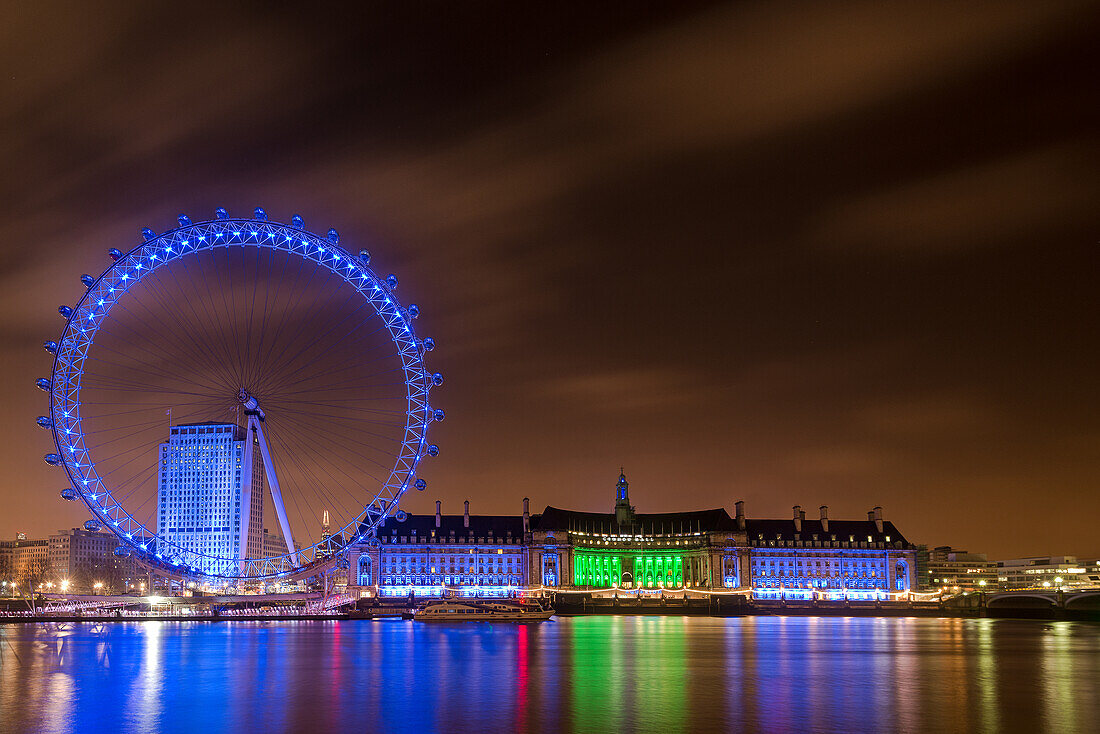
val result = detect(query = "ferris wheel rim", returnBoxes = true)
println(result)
[44,213,436,581]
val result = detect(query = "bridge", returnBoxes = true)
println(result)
[943,588,1100,616]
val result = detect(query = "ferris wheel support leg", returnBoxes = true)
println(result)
[253,420,297,557]
[237,421,256,567]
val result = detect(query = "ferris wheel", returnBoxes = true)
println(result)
[37,207,441,583]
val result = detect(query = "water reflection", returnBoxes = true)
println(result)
[2,617,1099,733]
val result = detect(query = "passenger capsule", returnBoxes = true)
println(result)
[432,372,444,387]
[141,227,156,241]
[327,228,339,244]
[108,248,123,260]
[215,207,229,219]
[253,207,267,221]
[178,214,191,227]
[80,274,95,288]
[395,510,408,522]
[414,478,427,491]
[36,416,53,428]
[422,337,435,352]
[426,444,439,457]
[358,249,371,264]
[60,488,77,501]
[58,305,73,318]
[433,409,446,422]
[291,214,304,229]
[113,546,132,558]
[36,378,51,391]
[408,304,420,319]
[44,453,62,465]
[43,341,58,354]
[385,273,398,289]
[84,520,101,531]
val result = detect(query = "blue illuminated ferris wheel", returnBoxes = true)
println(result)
[37,208,442,583]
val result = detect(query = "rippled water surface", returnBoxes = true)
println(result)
[2,616,1099,733]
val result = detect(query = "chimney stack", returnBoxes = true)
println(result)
[435,500,441,528]
[522,497,530,533]
[464,500,470,528]
[873,506,883,534]
[735,500,745,530]
[819,505,829,533]
[793,505,802,533]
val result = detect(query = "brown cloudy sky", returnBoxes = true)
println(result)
[2,1,1098,558]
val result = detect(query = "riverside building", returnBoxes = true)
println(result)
[347,500,527,598]
[345,472,918,600]
[922,546,999,593]
[997,556,1100,590]
[156,422,264,574]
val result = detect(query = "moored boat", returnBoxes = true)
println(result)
[414,599,554,622]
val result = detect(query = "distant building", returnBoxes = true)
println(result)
[346,471,918,599]
[997,556,1100,590]
[921,546,999,592]
[262,528,296,559]
[157,422,264,574]
[48,528,119,582]
[0,536,48,586]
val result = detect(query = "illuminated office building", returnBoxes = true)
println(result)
[156,422,264,575]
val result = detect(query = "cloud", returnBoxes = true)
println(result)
[814,142,1100,253]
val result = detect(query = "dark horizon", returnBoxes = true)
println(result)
[2,2,1098,559]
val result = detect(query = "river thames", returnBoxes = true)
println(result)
[2,616,1098,733]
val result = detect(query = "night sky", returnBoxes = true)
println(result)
[2,2,1098,559]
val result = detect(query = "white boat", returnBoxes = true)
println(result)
[413,599,554,622]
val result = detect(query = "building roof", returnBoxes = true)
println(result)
[377,513,526,537]
[534,506,736,535]
[743,518,909,545]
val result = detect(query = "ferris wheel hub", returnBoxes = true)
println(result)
[237,388,265,419]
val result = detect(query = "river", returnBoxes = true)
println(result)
[2,616,1098,733]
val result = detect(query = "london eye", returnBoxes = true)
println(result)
[37,208,441,583]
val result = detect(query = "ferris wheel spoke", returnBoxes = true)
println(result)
[214,246,252,388]
[106,271,241,391]
[154,253,249,388]
[271,409,408,446]
[262,311,388,393]
[264,344,399,395]
[261,286,369,386]
[172,250,247,387]
[268,411,400,475]
[84,314,234,396]
[252,252,326,387]
[261,428,334,547]
[266,425,372,527]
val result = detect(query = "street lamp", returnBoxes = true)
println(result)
[93,581,103,595]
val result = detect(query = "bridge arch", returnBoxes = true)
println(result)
[1065,591,1100,610]
[986,593,1058,608]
